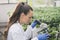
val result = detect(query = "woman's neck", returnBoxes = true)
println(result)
[18,19,23,25]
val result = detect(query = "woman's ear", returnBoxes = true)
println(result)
[20,13,26,18]
[21,13,25,16]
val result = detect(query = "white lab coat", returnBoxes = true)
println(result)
[7,22,38,40]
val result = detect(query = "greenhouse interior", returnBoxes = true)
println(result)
[0,0,60,40]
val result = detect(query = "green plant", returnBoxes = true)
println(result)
[33,7,60,40]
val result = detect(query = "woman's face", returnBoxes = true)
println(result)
[20,10,33,24]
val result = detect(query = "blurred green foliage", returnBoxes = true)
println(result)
[34,7,60,24]
[33,7,60,40]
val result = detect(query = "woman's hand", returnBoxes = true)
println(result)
[37,33,50,40]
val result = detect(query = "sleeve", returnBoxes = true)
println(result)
[24,25,33,40]
[11,31,26,40]
[31,37,38,40]
[11,31,38,40]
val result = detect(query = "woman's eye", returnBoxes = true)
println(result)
[30,16,33,18]
[29,16,33,19]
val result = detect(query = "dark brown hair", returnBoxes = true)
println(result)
[3,2,33,40]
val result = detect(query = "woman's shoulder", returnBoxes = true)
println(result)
[8,23,22,32]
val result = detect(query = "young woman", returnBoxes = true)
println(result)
[4,2,50,40]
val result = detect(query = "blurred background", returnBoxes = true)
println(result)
[0,0,60,40]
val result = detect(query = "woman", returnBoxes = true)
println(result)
[4,2,49,40]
